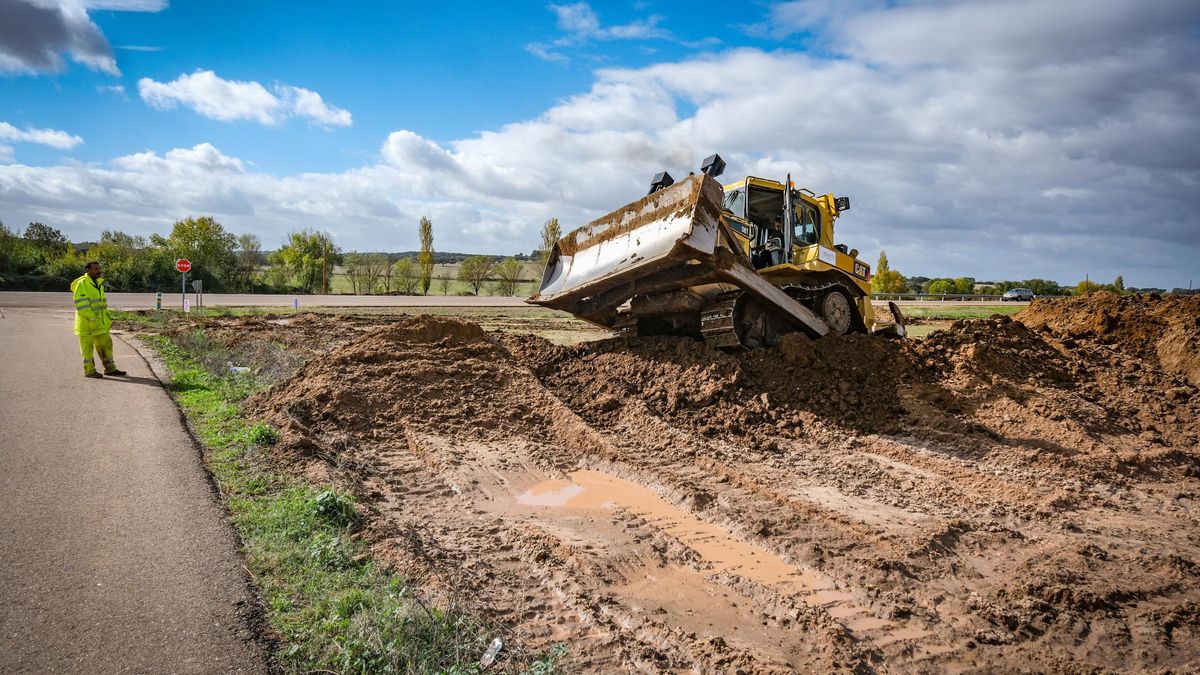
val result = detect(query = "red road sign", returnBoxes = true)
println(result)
[176,259,192,273]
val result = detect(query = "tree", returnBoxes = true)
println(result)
[457,255,493,295]
[493,257,525,296]
[0,222,39,274]
[418,216,434,295]
[381,254,394,293]
[1110,275,1125,294]
[927,279,957,295]
[1075,279,1103,295]
[437,274,452,295]
[22,222,69,252]
[151,216,238,291]
[86,230,155,290]
[267,230,340,293]
[953,277,976,294]
[872,250,907,294]
[234,233,261,292]
[538,218,561,273]
[344,252,366,294]
[361,253,390,294]
[392,257,420,294]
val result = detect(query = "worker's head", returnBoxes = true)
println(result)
[85,261,101,279]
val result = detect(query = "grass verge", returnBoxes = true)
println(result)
[141,333,565,674]
[899,304,1023,320]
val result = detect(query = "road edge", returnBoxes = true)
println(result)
[115,330,281,674]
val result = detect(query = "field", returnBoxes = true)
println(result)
[124,294,1200,672]
[327,262,543,297]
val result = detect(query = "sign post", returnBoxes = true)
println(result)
[176,259,192,310]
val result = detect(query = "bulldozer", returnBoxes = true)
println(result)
[527,154,905,349]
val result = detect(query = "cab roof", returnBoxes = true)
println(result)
[723,176,787,192]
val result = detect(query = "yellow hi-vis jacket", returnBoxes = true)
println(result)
[71,274,113,336]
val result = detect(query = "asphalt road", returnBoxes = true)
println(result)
[0,308,267,673]
[0,291,529,309]
[0,291,1027,310]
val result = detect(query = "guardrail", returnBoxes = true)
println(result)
[869,293,1068,301]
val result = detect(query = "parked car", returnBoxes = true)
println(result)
[1002,288,1035,301]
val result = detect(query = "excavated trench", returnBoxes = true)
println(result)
[240,293,1200,673]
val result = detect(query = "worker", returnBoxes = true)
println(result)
[71,261,126,378]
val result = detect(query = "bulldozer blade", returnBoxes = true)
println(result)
[528,174,724,322]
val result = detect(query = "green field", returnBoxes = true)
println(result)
[897,304,1023,320]
[327,262,542,297]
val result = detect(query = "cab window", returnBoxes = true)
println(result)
[747,187,784,231]
[722,188,747,219]
[794,202,821,246]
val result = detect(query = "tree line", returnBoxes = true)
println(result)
[869,250,1193,296]
[0,216,566,296]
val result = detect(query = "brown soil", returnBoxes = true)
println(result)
[241,294,1200,673]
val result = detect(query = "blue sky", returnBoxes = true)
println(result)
[2,0,1199,288]
[4,1,753,173]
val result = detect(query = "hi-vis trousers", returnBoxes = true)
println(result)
[79,333,117,375]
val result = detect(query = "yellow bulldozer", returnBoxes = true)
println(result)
[528,154,904,348]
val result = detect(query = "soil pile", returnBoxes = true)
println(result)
[249,316,568,451]
[241,301,1200,673]
[1019,291,1200,387]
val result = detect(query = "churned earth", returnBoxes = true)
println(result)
[223,294,1198,672]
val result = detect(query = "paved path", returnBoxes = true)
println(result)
[0,309,267,673]
[0,291,1028,311]
[0,291,530,309]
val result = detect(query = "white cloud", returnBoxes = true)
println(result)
[0,146,14,163]
[139,71,280,124]
[0,121,84,149]
[137,70,353,127]
[528,2,678,62]
[97,83,127,98]
[1,1,1198,286]
[277,86,353,128]
[111,143,245,174]
[82,0,167,10]
[0,0,164,76]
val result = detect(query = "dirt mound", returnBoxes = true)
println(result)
[1019,292,1200,386]
[249,316,560,449]
[507,332,912,448]
[240,302,1200,673]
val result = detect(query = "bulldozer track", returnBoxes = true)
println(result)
[699,292,741,349]
[698,282,860,349]
[613,313,638,338]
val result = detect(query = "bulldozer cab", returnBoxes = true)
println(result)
[721,177,834,270]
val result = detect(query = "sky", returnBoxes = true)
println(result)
[1,0,1198,288]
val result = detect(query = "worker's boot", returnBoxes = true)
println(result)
[104,368,127,376]
[84,372,103,379]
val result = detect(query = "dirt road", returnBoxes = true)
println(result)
[0,309,266,673]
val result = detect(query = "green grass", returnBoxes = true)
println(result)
[898,304,1022,320]
[142,333,565,674]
